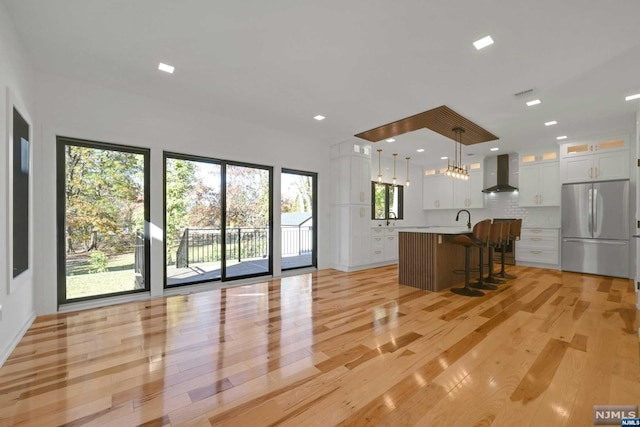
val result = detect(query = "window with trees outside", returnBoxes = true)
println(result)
[56,137,149,303]
[372,182,403,220]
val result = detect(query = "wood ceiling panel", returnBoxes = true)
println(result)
[354,105,499,145]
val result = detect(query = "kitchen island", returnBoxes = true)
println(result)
[398,227,476,292]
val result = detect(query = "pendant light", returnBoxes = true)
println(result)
[392,153,397,185]
[377,149,383,182]
[405,157,411,187]
[445,127,469,180]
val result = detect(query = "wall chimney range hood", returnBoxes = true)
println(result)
[482,154,519,193]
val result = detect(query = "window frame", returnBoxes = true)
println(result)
[371,181,404,220]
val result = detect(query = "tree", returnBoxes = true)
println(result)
[165,158,197,243]
[65,145,145,253]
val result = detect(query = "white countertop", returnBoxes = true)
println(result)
[399,226,471,234]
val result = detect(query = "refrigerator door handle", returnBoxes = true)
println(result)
[593,188,598,235]
[587,188,593,236]
[563,238,627,245]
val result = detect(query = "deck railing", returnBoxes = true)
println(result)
[173,226,312,267]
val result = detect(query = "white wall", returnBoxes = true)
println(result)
[34,72,331,316]
[0,3,37,365]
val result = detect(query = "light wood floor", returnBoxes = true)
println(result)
[1,265,638,426]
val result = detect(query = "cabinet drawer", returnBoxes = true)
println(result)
[517,249,558,265]
[520,228,558,239]
[371,228,384,236]
[371,236,384,248]
[517,236,558,250]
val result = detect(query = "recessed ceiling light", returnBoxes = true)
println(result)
[158,62,175,73]
[313,115,325,121]
[386,138,395,143]
[526,99,542,106]
[556,135,567,140]
[545,121,558,126]
[490,147,499,151]
[625,93,640,101]
[473,35,494,50]
[416,149,425,153]
[440,156,448,160]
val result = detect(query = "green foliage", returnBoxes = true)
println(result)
[88,250,109,273]
[165,158,197,243]
[65,145,145,253]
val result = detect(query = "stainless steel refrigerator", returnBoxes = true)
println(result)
[561,180,629,278]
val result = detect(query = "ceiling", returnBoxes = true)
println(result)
[4,0,640,166]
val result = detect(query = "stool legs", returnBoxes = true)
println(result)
[471,244,497,290]
[484,245,505,284]
[495,244,517,279]
[451,246,484,297]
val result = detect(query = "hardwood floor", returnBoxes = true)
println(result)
[0,265,638,426]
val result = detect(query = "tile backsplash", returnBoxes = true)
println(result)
[425,191,560,229]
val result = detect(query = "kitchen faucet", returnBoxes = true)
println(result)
[387,211,397,226]
[456,209,471,230]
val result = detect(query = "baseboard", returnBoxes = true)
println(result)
[0,311,36,368]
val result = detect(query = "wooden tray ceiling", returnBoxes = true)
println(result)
[354,105,499,145]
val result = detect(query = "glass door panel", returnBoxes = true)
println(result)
[224,164,272,279]
[57,139,149,303]
[165,155,222,286]
[281,170,316,270]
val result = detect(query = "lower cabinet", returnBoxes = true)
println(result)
[516,228,559,265]
[371,227,398,263]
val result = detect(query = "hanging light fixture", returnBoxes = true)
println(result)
[392,153,397,185]
[405,157,411,186]
[377,149,383,182]
[445,127,469,181]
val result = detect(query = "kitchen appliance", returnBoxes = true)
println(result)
[561,180,629,277]
[482,154,519,193]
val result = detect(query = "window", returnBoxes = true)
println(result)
[56,137,150,303]
[371,182,403,220]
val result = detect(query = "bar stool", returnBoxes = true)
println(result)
[484,220,506,285]
[451,219,492,297]
[496,218,522,279]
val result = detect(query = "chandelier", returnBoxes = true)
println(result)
[445,127,469,180]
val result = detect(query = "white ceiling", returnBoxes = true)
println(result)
[4,0,640,166]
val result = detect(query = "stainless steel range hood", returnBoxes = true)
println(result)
[482,154,519,193]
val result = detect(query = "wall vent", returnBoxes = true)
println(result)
[513,88,534,97]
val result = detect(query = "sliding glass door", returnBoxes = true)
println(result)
[57,137,149,303]
[281,169,316,270]
[165,155,272,286]
[223,163,272,280]
[165,154,222,286]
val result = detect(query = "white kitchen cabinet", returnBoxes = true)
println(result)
[453,169,484,209]
[330,140,373,270]
[518,150,560,207]
[330,144,371,205]
[560,136,629,183]
[383,227,398,261]
[516,228,559,265]
[423,174,453,210]
[371,227,399,263]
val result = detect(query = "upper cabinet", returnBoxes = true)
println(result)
[330,141,371,205]
[559,136,629,183]
[423,160,484,210]
[518,149,560,207]
[453,162,484,209]
[423,172,453,209]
